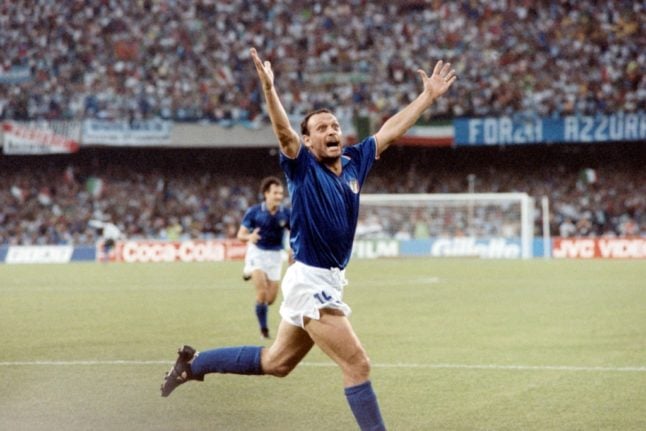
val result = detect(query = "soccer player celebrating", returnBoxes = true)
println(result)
[162,47,456,431]
[237,176,291,339]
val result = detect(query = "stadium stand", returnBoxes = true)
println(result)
[0,143,643,246]
[0,1,643,246]
[0,1,643,122]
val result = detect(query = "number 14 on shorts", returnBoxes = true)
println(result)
[313,290,333,304]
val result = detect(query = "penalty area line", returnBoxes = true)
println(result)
[0,360,644,372]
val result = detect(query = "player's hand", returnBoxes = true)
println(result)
[250,48,274,91]
[417,60,456,101]
[249,228,261,244]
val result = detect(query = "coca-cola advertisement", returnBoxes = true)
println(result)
[98,240,247,263]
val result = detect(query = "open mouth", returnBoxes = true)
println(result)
[326,141,340,149]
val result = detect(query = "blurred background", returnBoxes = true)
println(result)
[0,0,643,258]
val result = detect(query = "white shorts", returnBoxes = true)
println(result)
[279,261,352,328]
[243,243,283,281]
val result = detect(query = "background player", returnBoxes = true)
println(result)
[236,176,291,339]
[88,217,124,262]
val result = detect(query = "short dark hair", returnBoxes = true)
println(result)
[300,108,333,136]
[260,176,282,195]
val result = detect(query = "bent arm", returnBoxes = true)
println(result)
[237,226,261,244]
[374,60,456,156]
[236,225,250,242]
[250,48,300,158]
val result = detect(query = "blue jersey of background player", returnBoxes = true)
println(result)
[237,176,290,339]
[163,47,457,431]
[240,199,290,252]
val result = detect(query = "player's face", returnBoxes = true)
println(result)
[264,184,284,209]
[303,112,343,163]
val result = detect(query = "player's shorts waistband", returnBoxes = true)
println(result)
[293,260,344,273]
[291,261,348,287]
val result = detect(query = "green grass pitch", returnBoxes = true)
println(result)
[1,258,645,430]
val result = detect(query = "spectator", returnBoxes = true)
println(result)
[559,218,576,238]
[0,143,643,246]
[0,1,643,123]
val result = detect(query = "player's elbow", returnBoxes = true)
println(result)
[277,131,300,158]
[373,131,396,155]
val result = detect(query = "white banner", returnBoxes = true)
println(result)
[0,66,31,84]
[2,121,80,154]
[5,246,74,264]
[82,119,172,146]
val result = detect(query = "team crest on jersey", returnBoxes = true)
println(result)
[347,179,360,194]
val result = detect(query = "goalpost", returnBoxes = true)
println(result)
[358,193,535,259]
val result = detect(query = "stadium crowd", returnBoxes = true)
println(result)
[0,145,643,246]
[364,147,645,240]
[0,0,643,123]
[0,161,257,246]
[1,1,644,247]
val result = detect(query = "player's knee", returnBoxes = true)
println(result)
[261,353,296,378]
[267,295,278,306]
[273,364,293,378]
[266,283,279,305]
[347,352,371,381]
[265,362,295,378]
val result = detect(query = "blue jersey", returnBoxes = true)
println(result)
[240,203,290,251]
[280,136,377,269]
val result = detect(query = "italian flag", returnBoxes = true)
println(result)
[398,122,454,147]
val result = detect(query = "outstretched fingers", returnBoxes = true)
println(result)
[433,60,454,80]
[439,61,452,76]
[425,60,457,83]
[250,47,274,88]
[432,60,444,76]
[250,48,263,70]
[434,61,456,87]
[250,48,272,73]
[443,67,457,85]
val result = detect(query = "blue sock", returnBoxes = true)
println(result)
[255,302,268,330]
[344,381,386,431]
[191,346,263,377]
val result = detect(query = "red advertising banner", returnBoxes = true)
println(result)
[2,121,80,154]
[552,237,646,259]
[100,240,247,263]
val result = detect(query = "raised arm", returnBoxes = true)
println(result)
[250,48,301,158]
[374,60,456,156]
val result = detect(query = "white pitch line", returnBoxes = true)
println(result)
[306,362,646,372]
[0,360,169,366]
[0,360,644,372]
[352,277,441,287]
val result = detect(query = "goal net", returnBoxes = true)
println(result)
[357,193,534,259]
